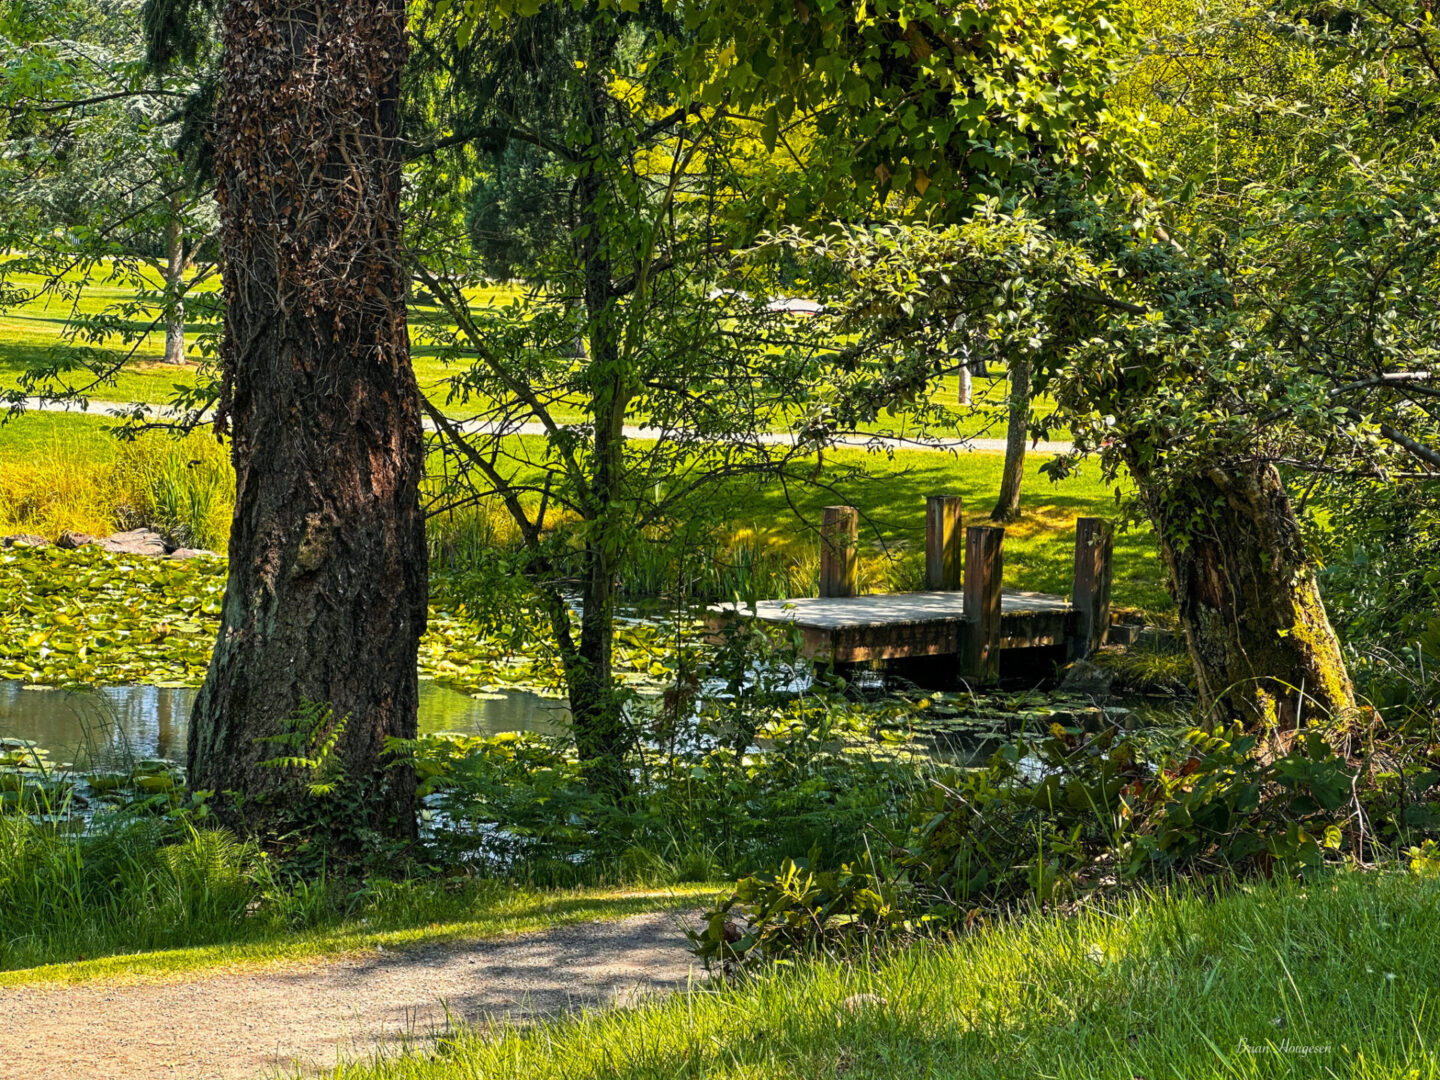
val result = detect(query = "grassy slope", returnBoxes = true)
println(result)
[0,413,1166,608]
[0,882,721,987]
[331,871,1440,1080]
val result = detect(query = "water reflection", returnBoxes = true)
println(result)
[0,679,568,771]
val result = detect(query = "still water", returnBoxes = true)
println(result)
[0,679,568,771]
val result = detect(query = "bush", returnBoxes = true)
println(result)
[692,716,1440,968]
[412,688,934,887]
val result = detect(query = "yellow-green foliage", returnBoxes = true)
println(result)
[0,436,126,539]
[112,437,235,551]
[0,428,234,550]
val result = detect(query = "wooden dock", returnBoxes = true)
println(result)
[711,498,1114,683]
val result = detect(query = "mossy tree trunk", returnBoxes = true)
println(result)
[188,0,427,839]
[1138,459,1355,728]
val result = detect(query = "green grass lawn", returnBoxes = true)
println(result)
[706,444,1165,608]
[0,411,1166,608]
[1,267,1056,436]
[327,870,1440,1080]
[0,267,524,409]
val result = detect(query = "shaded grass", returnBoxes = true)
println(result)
[0,881,719,987]
[329,870,1440,1080]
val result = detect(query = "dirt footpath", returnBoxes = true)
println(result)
[0,910,701,1080]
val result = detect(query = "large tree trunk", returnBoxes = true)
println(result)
[991,355,1030,522]
[190,0,427,839]
[162,206,186,365]
[1140,459,1354,728]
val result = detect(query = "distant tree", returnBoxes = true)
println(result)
[409,2,834,796]
[0,0,218,408]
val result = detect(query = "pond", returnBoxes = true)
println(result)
[0,679,569,771]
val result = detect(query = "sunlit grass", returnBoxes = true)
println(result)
[0,412,1167,607]
[1,267,1057,436]
[329,870,1440,1080]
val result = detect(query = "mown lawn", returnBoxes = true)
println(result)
[1,267,1056,435]
[329,870,1440,1080]
[0,267,521,409]
[0,412,1166,608]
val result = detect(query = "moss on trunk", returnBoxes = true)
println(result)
[1139,460,1354,728]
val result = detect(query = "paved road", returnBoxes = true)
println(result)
[13,396,1076,456]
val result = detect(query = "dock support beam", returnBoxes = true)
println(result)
[962,525,1005,682]
[820,505,859,598]
[1070,517,1113,658]
[925,495,964,591]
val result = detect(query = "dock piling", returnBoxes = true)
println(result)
[925,495,964,591]
[820,506,859,598]
[1070,517,1114,657]
[962,525,1005,682]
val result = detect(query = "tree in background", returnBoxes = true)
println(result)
[408,2,836,796]
[0,0,218,406]
[687,0,1145,523]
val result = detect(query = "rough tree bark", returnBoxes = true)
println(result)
[1138,459,1355,728]
[189,0,427,838]
[991,355,1030,522]
[162,202,187,365]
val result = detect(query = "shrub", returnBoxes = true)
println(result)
[692,716,1440,968]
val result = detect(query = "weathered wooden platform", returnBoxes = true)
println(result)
[711,590,1075,663]
[710,499,1115,683]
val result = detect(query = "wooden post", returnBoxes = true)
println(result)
[819,506,859,598]
[962,525,1005,682]
[1070,517,1114,658]
[925,495,964,591]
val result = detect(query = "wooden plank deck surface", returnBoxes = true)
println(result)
[711,589,1073,630]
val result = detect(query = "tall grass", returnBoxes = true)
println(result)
[332,869,1440,1080]
[113,437,234,550]
[0,436,126,539]
[0,813,263,968]
[0,433,233,550]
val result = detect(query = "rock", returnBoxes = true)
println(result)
[1,534,49,549]
[1107,624,1142,646]
[96,529,171,556]
[168,547,216,560]
[56,531,96,549]
[1059,659,1115,698]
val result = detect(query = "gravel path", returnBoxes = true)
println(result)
[0,910,702,1080]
